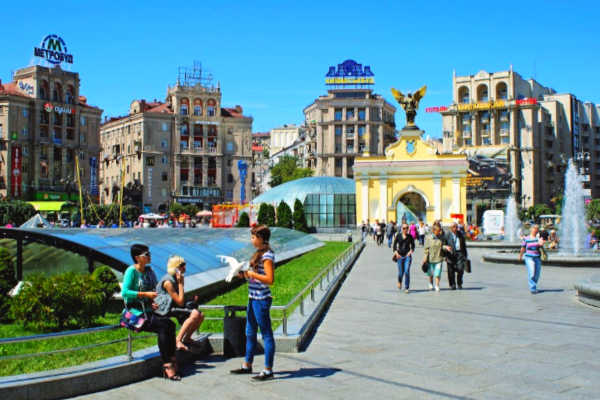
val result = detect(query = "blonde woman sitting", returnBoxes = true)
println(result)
[155,256,204,351]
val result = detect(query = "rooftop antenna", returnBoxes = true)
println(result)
[177,60,214,88]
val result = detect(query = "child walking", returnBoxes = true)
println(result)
[230,225,275,381]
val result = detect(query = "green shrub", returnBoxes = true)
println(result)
[237,212,250,227]
[11,272,105,331]
[91,266,119,313]
[293,199,309,233]
[0,247,16,322]
[276,201,293,228]
[257,203,276,226]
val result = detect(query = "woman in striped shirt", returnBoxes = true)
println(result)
[519,224,545,294]
[230,225,275,381]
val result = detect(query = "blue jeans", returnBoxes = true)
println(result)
[387,235,393,248]
[524,256,542,292]
[245,297,274,369]
[396,255,412,289]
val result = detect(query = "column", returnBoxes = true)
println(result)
[433,176,442,220]
[202,156,208,187]
[379,175,388,221]
[360,177,369,223]
[490,111,497,145]
[452,177,461,214]
[471,114,478,146]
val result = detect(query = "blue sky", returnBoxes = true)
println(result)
[1,1,599,137]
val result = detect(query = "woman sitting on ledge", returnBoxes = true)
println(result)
[155,256,204,351]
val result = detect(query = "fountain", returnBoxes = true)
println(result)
[504,195,521,243]
[558,159,589,255]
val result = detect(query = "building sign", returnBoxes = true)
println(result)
[89,157,98,196]
[516,98,537,105]
[44,103,74,114]
[457,100,506,111]
[34,191,79,201]
[466,155,510,191]
[147,167,153,202]
[325,59,374,86]
[426,106,449,113]
[18,81,34,96]
[34,34,73,65]
[11,146,22,197]
[238,160,248,203]
[252,145,263,152]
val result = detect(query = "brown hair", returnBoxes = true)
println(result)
[249,225,273,269]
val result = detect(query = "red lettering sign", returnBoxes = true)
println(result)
[11,146,21,198]
[426,106,448,113]
[516,98,537,105]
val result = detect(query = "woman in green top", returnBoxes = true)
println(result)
[121,244,179,380]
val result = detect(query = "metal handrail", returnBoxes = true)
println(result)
[198,240,363,335]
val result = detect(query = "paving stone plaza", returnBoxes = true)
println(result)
[77,242,600,399]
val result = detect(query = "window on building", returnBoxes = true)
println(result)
[162,155,168,164]
[180,101,189,116]
[22,127,28,137]
[162,172,168,181]
[464,138,472,146]
[358,125,365,136]
[335,126,342,136]
[226,141,234,152]
[482,137,491,145]
[23,109,28,118]
[358,108,366,121]
[458,87,470,103]
[80,116,86,126]
[496,82,508,100]
[162,122,169,131]
[193,99,202,116]
[161,139,168,149]
[346,126,355,136]
[146,156,155,166]
[207,99,217,116]
[346,108,355,120]
[334,109,343,121]
[0,123,2,138]
[477,85,488,102]
[501,136,510,144]
[228,173,233,183]
[180,169,189,182]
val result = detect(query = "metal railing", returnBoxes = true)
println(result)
[0,324,154,362]
[198,240,363,335]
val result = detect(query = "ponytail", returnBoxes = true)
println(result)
[249,225,272,269]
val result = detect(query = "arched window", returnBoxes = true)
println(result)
[207,99,217,117]
[180,122,189,137]
[180,98,189,116]
[65,85,75,104]
[496,82,508,100]
[39,80,49,100]
[53,82,62,102]
[458,86,469,103]
[193,99,203,116]
[477,84,488,102]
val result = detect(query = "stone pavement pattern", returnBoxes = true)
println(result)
[76,242,600,399]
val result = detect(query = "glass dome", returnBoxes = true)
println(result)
[252,177,356,229]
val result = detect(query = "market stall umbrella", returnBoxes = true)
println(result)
[197,210,212,217]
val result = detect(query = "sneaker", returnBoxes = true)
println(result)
[428,283,434,290]
[230,366,253,374]
[530,290,538,294]
[252,370,274,381]
[458,285,463,290]
[405,289,410,293]
[435,286,440,292]
[450,286,456,290]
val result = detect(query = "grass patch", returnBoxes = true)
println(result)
[200,241,351,332]
[0,241,351,376]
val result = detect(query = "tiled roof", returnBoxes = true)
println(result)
[221,106,249,119]
[146,102,172,113]
[253,132,270,137]
[0,82,33,98]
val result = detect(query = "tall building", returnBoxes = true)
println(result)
[270,124,305,155]
[303,60,396,179]
[99,64,253,212]
[439,69,600,211]
[0,64,102,202]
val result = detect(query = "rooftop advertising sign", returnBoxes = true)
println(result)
[34,34,73,65]
[325,59,374,85]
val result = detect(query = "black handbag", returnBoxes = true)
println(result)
[465,259,472,273]
[421,258,429,273]
[392,253,398,262]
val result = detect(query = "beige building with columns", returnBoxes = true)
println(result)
[0,64,102,202]
[303,88,396,179]
[440,68,600,208]
[99,67,253,212]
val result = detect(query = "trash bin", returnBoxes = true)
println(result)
[223,305,247,358]
[347,230,353,242]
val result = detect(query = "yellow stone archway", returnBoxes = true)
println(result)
[354,129,468,225]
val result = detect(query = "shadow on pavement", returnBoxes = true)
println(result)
[275,367,342,380]
[536,289,565,293]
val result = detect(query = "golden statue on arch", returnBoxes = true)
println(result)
[391,85,427,129]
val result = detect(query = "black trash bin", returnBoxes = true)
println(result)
[223,305,247,358]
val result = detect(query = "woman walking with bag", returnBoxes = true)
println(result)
[393,223,415,293]
[519,224,545,294]
[423,223,448,292]
[154,256,204,351]
[121,244,179,380]
[230,225,276,381]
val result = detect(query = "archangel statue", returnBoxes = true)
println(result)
[391,85,427,129]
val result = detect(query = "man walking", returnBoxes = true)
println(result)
[444,222,468,290]
[386,221,396,248]
[393,223,415,293]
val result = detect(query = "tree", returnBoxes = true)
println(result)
[257,203,276,226]
[586,199,600,222]
[183,204,199,217]
[237,211,250,227]
[0,247,16,322]
[169,202,184,217]
[551,194,564,215]
[276,201,293,228]
[268,155,313,187]
[0,200,36,226]
[293,199,309,232]
[531,203,553,221]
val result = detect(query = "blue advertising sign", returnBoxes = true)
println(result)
[90,157,99,196]
[237,160,248,203]
[34,34,74,65]
[325,59,374,85]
